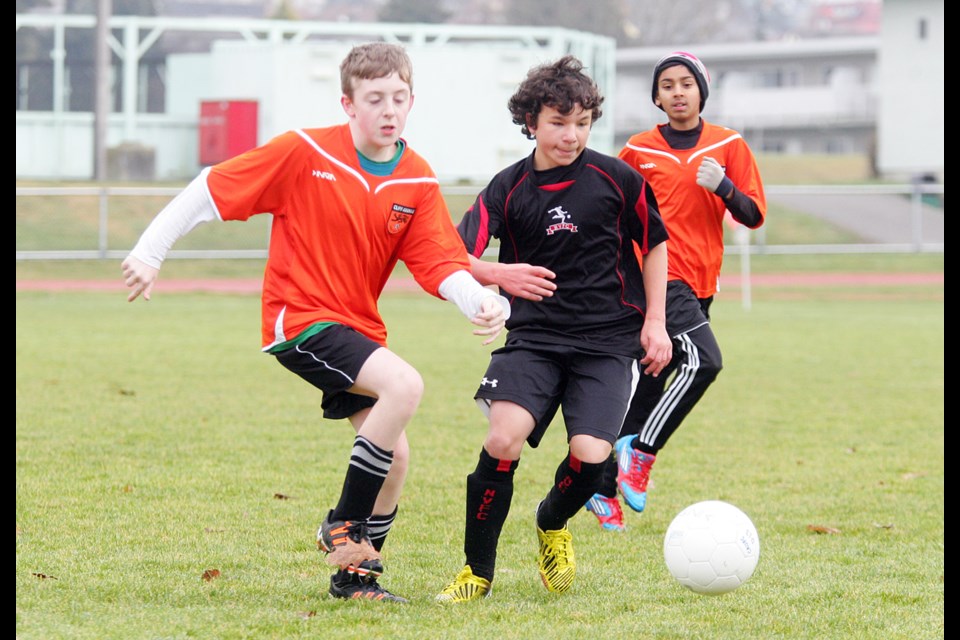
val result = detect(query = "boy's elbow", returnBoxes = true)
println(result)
[747,211,765,229]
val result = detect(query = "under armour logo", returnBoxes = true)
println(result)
[480,377,498,387]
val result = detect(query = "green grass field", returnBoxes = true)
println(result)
[14,194,864,254]
[16,269,943,639]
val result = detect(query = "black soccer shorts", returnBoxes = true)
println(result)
[474,338,640,448]
[274,324,380,420]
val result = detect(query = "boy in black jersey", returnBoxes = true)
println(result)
[436,55,672,602]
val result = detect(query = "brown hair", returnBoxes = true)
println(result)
[340,42,414,97]
[507,55,604,139]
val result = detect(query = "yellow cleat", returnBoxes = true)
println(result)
[536,523,576,593]
[435,565,492,603]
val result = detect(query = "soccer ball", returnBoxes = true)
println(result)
[663,500,760,595]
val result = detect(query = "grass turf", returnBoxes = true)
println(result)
[16,274,943,639]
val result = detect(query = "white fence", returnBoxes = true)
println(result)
[16,183,944,261]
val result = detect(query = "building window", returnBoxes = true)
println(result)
[756,67,800,89]
[756,69,781,88]
[821,66,834,85]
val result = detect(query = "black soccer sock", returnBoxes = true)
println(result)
[463,447,518,582]
[597,450,618,499]
[537,452,605,531]
[333,435,393,522]
[633,437,658,456]
[367,507,397,552]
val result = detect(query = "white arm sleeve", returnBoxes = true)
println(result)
[127,167,221,268]
[438,269,511,321]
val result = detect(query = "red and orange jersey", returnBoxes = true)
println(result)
[620,120,766,298]
[206,123,469,349]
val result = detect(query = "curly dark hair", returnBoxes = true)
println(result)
[507,55,604,140]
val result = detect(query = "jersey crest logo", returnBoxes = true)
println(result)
[388,203,416,234]
[545,205,579,235]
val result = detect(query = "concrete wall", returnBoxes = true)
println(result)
[15,15,614,183]
[16,112,197,181]
[165,41,576,183]
[876,0,944,180]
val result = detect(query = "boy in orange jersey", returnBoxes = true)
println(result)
[121,42,509,602]
[585,51,767,530]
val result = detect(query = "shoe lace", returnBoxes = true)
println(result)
[545,530,573,565]
[343,521,370,544]
[629,451,652,489]
[451,567,480,589]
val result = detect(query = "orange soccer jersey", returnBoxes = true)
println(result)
[620,120,766,298]
[205,123,469,349]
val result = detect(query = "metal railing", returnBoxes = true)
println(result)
[16,183,944,261]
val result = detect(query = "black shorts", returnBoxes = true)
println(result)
[666,280,713,337]
[474,338,640,448]
[273,324,380,420]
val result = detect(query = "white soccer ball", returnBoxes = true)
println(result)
[663,500,760,595]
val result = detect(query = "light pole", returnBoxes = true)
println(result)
[93,0,112,181]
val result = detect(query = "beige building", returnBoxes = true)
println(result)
[16,4,944,182]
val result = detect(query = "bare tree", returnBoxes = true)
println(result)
[504,0,626,40]
[17,0,53,11]
[623,0,737,46]
[622,0,811,46]
[379,0,452,23]
[490,0,775,46]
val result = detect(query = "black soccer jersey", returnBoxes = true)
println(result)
[458,148,668,357]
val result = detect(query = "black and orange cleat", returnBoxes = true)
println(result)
[317,510,383,581]
[329,570,408,603]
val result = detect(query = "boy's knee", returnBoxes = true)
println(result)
[397,367,424,402]
[483,432,525,460]
[702,360,722,380]
[690,342,722,381]
[569,435,612,465]
[692,362,721,393]
[381,366,424,416]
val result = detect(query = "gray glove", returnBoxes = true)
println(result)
[696,156,725,192]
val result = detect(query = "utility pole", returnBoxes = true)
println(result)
[93,0,112,181]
